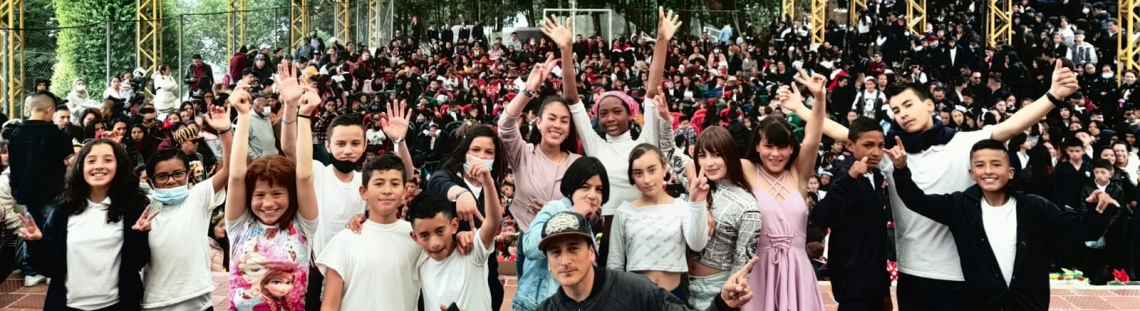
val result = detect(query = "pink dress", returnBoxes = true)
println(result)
[742,168,826,311]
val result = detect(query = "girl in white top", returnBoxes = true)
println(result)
[103,76,126,102]
[152,64,180,113]
[608,143,710,298]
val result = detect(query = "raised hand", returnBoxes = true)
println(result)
[382,101,410,141]
[276,62,303,105]
[653,95,673,121]
[16,214,42,241]
[204,104,231,132]
[1086,190,1121,213]
[849,156,870,179]
[132,205,160,231]
[721,257,759,307]
[1049,59,1080,99]
[689,167,710,203]
[229,83,253,114]
[657,7,683,41]
[298,83,321,116]
[776,83,805,110]
[793,68,827,96]
[885,136,907,169]
[540,15,574,49]
[467,155,493,187]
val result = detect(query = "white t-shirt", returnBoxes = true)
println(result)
[144,179,227,309]
[421,233,495,311]
[67,198,124,310]
[880,125,995,281]
[982,197,1018,287]
[316,220,426,311]
[312,160,366,259]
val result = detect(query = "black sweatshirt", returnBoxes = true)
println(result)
[9,120,73,206]
[809,170,891,302]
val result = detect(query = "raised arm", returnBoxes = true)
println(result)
[382,99,416,180]
[541,15,578,104]
[225,84,254,221]
[474,155,503,247]
[781,93,850,141]
[278,61,303,161]
[646,8,681,99]
[788,69,827,183]
[992,59,1079,141]
[500,56,557,166]
[887,142,956,225]
[204,104,234,193]
[294,74,320,222]
[683,169,711,251]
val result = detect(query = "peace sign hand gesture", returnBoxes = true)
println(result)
[16,214,42,241]
[885,136,908,169]
[689,167,711,203]
[132,205,160,232]
[792,68,827,97]
[721,257,760,308]
[382,100,411,141]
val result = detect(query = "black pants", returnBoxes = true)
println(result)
[487,252,504,311]
[306,265,323,311]
[838,298,884,311]
[896,272,972,311]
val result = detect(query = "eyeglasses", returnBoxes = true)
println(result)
[152,170,188,183]
[143,118,155,123]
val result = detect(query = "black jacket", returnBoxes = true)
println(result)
[893,167,1116,311]
[809,170,890,302]
[538,267,738,311]
[9,120,74,206]
[28,200,151,311]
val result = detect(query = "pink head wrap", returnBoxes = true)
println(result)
[591,91,640,116]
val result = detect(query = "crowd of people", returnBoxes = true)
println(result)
[0,0,1135,310]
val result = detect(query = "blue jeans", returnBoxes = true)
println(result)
[19,203,49,277]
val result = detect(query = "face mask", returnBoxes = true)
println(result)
[1103,73,1115,79]
[261,106,272,116]
[1083,8,1090,14]
[153,184,190,205]
[75,85,86,91]
[331,158,358,173]
[463,157,495,172]
[139,183,152,193]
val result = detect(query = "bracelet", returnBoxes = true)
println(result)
[297,114,312,120]
[217,126,233,135]
[283,118,297,124]
[1044,92,1066,107]
[453,189,471,201]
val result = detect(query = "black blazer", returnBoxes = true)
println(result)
[809,171,890,302]
[28,201,151,311]
[893,167,1115,311]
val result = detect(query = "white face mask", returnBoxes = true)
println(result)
[75,85,86,91]
[261,106,271,115]
[1103,73,1115,79]
[1082,8,1090,14]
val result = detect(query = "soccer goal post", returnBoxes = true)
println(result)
[540,8,616,44]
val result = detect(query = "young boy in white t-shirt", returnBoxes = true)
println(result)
[409,156,503,311]
[316,155,425,311]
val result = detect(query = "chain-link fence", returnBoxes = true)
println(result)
[4,0,398,114]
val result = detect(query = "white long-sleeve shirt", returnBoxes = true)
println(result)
[607,199,710,273]
[570,99,673,216]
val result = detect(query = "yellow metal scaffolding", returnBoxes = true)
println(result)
[137,0,162,79]
[227,0,246,56]
[0,0,21,116]
[782,0,795,22]
[335,0,350,43]
[290,0,309,49]
[1120,0,1140,84]
[985,0,1011,47]
[906,0,926,35]
[368,0,380,47]
[849,0,866,27]
[811,0,826,46]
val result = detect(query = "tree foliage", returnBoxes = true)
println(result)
[49,0,135,95]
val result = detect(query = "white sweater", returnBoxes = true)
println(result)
[570,99,673,216]
[607,199,710,272]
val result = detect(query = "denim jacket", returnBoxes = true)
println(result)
[512,198,573,311]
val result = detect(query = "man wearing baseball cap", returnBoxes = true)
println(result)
[537,212,758,311]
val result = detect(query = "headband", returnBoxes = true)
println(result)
[592,91,640,116]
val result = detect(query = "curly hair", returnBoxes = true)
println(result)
[56,139,149,223]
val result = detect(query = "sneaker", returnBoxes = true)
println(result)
[24,275,45,287]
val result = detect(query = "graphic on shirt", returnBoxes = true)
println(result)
[229,222,309,311]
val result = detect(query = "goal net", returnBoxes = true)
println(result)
[540,8,618,44]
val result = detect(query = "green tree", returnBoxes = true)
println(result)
[49,0,135,96]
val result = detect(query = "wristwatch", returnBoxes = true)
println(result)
[521,89,538,98]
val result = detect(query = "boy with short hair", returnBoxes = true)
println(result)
[316,155,425,311]
[890,139,1118,310]
[408,158,502,311]
[1054,135,1092,208]
[1080,159,1127,285]
[809,116,892,311]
